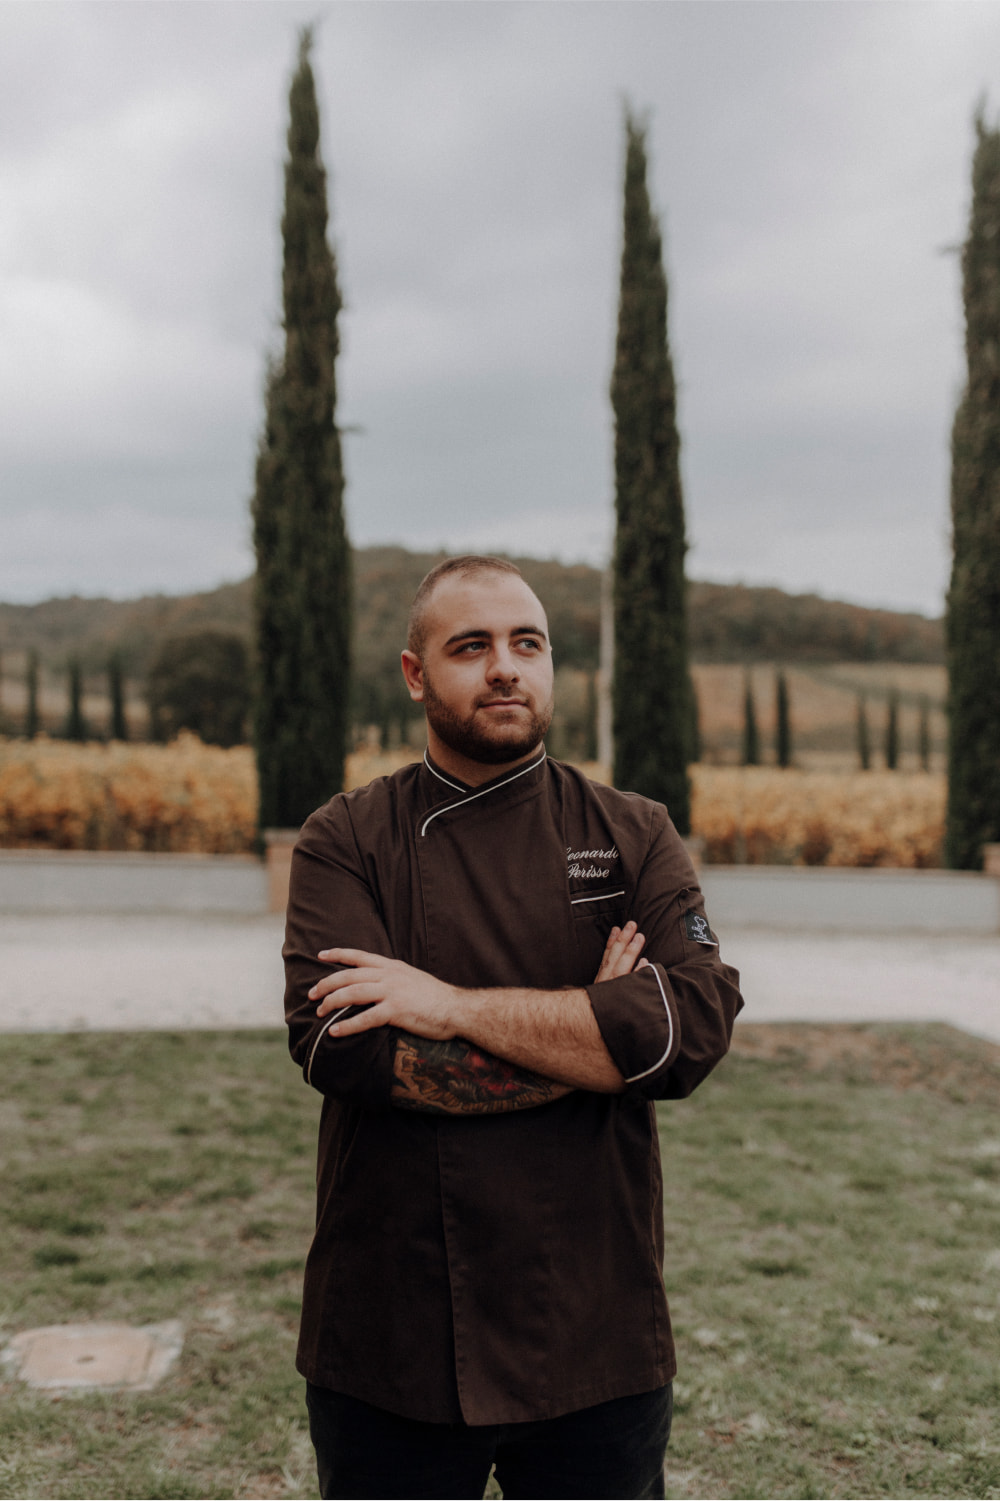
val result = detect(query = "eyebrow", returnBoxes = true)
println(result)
[443,624,549,647]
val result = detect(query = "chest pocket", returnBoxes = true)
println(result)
[569,887,627,920]
[569,886,628,979]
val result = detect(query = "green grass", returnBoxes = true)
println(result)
[0,1031,320,1501]
[0,1024,998,1499]
[659,1024,1000,1500]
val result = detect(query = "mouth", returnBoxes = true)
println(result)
[478,698,527,710]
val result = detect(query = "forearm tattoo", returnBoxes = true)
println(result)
[391,1035,570,1115]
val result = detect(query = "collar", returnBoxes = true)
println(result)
[418,748,548,836]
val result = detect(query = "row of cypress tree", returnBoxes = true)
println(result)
[8,652,128,742]
[610,104,998,855]
[739,676,934,770]
[250,33,998,867]
[740,671,792,769]
[249,41,702,836]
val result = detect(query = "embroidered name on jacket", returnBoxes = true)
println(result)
[566,846,619,880]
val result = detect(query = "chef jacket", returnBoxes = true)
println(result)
[284,750,743,1425]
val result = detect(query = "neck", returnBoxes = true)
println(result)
[425,731,544,788]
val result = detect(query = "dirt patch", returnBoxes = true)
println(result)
[731,1022,1000,1104]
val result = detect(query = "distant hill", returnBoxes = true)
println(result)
[0,547,943,680]
[687,580,942,664]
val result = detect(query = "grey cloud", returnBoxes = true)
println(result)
[0,1,991,611]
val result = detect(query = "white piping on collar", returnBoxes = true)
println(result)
[423,750,467,794]
[419,750,547,837]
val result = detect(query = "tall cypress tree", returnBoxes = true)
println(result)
[108,652,128,742]
[946,112,1000,868]
[885,688,900,770]
[65,658,87,742]
[741,671,760,767]
[25,650,39,739]
[252,29,351,833]
[610,110,692,833]
[857,693,871,771]
[775,668,792,768]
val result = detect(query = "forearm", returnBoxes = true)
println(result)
[311,943,634,1096]
[448,986,625,1093]
[391,1033,572,1115]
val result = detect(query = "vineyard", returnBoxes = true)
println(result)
[0,737,947,867]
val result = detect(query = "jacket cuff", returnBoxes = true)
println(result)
[303,1013,399,1108]
[586,965,682,1091]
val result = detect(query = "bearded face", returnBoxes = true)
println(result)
[420,669,553,766]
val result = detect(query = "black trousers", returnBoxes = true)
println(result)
[305,1381,672,1500]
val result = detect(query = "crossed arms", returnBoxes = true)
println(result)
[308,923,649,1116]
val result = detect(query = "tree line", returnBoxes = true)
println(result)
[0,568,944,754]
[738,669,935,772]
[0,557,943,685]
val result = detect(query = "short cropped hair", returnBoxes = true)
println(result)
[407,555,524,657]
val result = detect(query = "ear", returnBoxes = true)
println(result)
[400,649,425,703]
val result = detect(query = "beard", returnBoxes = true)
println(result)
[422,676,554,767]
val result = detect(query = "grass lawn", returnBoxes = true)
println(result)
[0,1023,998,1500]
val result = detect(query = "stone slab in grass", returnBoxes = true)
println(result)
[1,1320,183,1392]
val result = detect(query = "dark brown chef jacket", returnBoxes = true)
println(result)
[284,750,743,1426]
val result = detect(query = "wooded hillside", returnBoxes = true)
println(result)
[0,546,943,678]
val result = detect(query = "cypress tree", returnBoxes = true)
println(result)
[741,671,760,767]
[65,658,87,742]
[946,111,1000,868]
[25,650,39,739]
[108,652,128,742]
[252,29,351,833]
[885,688,900,770]
[857,693,871,771]
[610,109,692,833]
[775,668,792,768]
[918,694,931,772]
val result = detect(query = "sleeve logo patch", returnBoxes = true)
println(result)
[684,911,717,945]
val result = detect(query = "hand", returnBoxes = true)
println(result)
[309,948,462,1040]
[594,920,649,983]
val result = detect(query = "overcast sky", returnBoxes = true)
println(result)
[2,1,997,615]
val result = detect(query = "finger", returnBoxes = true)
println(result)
[324,1003,392,1035]
[602,921,636,959]
[316,982,393,1017]
[637,957,650,969]
[309,966,387,1001]
[596,923,631,966]
[309,974,344,1001]
[317,947,387,966]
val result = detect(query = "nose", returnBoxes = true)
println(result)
[486,644,520,684]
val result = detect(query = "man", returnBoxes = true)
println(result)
[283,555,743,1500]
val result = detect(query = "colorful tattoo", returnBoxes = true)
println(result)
[391,1035,569,1115]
